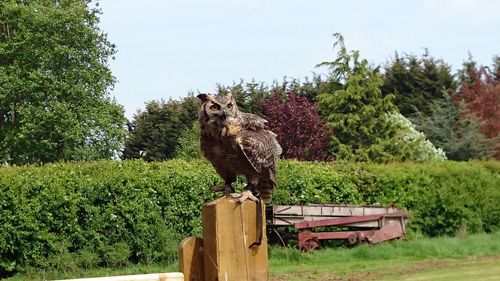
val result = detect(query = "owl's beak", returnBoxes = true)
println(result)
[218,110,233,126]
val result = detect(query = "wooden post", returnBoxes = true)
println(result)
[179,196,268,281]
[203,196,268,281]
[179,237,204,281]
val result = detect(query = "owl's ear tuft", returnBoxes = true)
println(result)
[197,93,214,103]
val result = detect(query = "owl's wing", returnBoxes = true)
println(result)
[238,112,268,131]
[238,130,282,180]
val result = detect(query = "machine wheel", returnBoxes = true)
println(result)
[347,233,358,245]
[298,237,321,251]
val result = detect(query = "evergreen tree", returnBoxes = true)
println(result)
[122,96,198,161]
[493,55,500,81]
[214,75,341,116]
[381,51,456,117]
[216,80,270,114]
[174,121,202,159]
[411,94,494,160]
[317,34,422,162]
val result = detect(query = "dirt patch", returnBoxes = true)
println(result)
[345,259,454,281]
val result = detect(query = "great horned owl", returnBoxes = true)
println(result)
[197,93,282,203]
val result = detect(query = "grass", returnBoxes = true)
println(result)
[382,257,500,281]
[270,256,500,281]
[268,231,500,280]
[3,264,179,281]
[5,232,500,281]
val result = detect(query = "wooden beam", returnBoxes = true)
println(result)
[53,273,184,281]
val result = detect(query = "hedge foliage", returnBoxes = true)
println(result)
[0,159,499,275]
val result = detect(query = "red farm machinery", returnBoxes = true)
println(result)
[266,204,409,250]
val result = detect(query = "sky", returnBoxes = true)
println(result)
[97,0,500,119]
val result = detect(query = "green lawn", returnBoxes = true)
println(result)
[5,232,500,281]
[268,231,500,280]
[269,256,500,280]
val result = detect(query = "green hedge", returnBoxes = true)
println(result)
[0,159,499,274]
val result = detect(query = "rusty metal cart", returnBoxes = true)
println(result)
[266,204,409,250]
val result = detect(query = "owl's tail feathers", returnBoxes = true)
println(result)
[258,166,276,204]
[257,180,274,203]
[259,189,273,204]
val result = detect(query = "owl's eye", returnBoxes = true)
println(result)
[209,104,220,110]
[227,103,233,109]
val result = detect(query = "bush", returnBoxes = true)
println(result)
[0,160,219,275]
[0,159,499,275]
[386,112,447,161]
[276,160,500,237]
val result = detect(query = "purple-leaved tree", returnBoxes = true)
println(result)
[262,92,333,161]
[456,65,500,159]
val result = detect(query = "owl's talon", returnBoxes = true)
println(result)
[229,190,259,203]
[227,192,240,198]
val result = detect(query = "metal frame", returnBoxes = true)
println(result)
[267,204,409,250]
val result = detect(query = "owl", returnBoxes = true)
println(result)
[197,93,282,203]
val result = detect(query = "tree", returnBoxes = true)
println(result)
[317,34,434,162]
[457,54,479,88]
[289,74,343,103]
[381,51,457,117]
[174,121,202,159]
[455,59,500,158]
[122,96,199,161]
[214,75,341,117]
[216,80,270,114]
[493,55,500,81]
[262,92,332,161]
[0,0,125,164]
[411,93,494,161]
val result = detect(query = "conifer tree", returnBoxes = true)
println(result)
[317,34,424,162]
[122,96,199,161]
[412,94,494,160]
[381,51,456,117]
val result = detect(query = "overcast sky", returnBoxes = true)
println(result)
[97,0,500,119]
